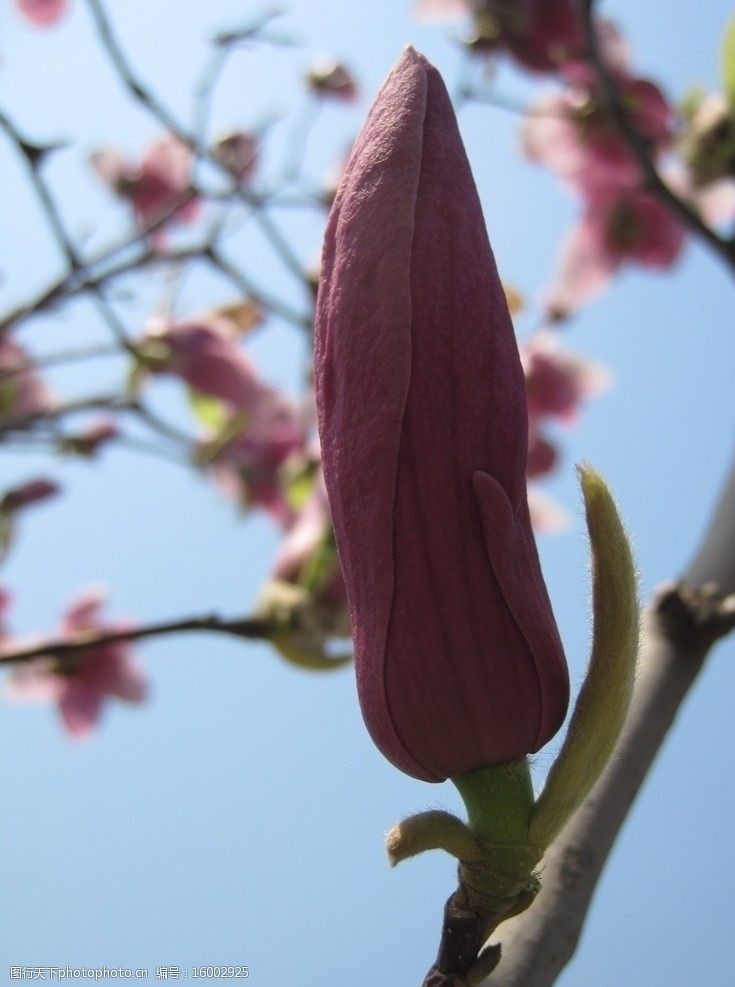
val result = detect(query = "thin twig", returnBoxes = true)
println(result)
[127,398,194,448]
[0,342,121,381]
[0,189,197,336]
[0,611,272,665]
[85,0,309,287]
[0,109,80,274]
[0,394,132,434]
[207,247,312,330]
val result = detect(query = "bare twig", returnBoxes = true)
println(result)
[127,398,194,448]
[0,611,272,665]
[207,247,312,330]
[0,188,198,336]
[0,109,80,274]
[84,0,310,288]
[0,394,132,434]
[0,342,120,381]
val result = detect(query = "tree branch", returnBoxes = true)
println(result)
[483,453,735,987]
[84,0,310,289]
[0,109,80,275]
[0,611,272,665]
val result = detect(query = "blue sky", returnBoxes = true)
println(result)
[1,1,734,985]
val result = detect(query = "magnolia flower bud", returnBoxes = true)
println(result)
[315,47,569,782]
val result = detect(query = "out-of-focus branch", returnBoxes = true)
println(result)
[2,4,316,341]
[0,342,120,380]
[0,611,272,665]
[0,190,310,337]
[85,0,310,288]
[580,0,735,273]
[0,109,80,275]
[0,391,195,454]
[484,454,735,987]
[0,182,199,336]
[0,394,131,433]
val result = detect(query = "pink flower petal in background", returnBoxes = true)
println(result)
[62,419,119,457]
[604,192,685,267]
[273,469,348,614]
[485,0,585,74]
[527,486,570,533]
[522,77,672,194]
[521,90,638,192]
[0,336,54,423]
[133,136,199,226]
[213,130,258,183]
[306,60,358,102]
[695,179,735,228]
[144,316,307,522]
[414,0,469,21]
[546,188,685,317]
[148,317,269,409]
[14,0,68,27]
[1,478,60,512]
[5,658,64,703]
[212,397,306,524]
[666,166,735,231]
[91,136,198,233]
[545,216,620,317]
[522,331,612,423]
[526,426,558,480]
[5,588,146,739]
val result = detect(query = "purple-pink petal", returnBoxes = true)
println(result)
[316,48,568,782]
[15,0,68,27]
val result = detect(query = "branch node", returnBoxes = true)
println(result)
[654,581,735,650]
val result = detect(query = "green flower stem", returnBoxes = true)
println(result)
[453,759,534,844]
[420,763,541,986]
[453,760,542,893]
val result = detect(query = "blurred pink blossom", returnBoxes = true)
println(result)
[694,179,735,228]
[306,60,358,102]
[148,317,268,408]
[464,0,584,74]
[527,427,558,480]
[213,130,258,183]
[146,317,306,522]
[63,420,119,457]
[91,136,199,234]
[4,589,146,739]
[546,188,686,316]
[522,77,672,192]
[212,405,306,524]
[0,586,11,632]
[78,420,119,448]
[521,332,612,423]
[500,0,584,72]
[14,0,68,27]
[1,478,60,513]
[527,486,570,533]
[666,166,735,231]
[414,0,469,21]
[0,336,54,424]
[273,470,348,617]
